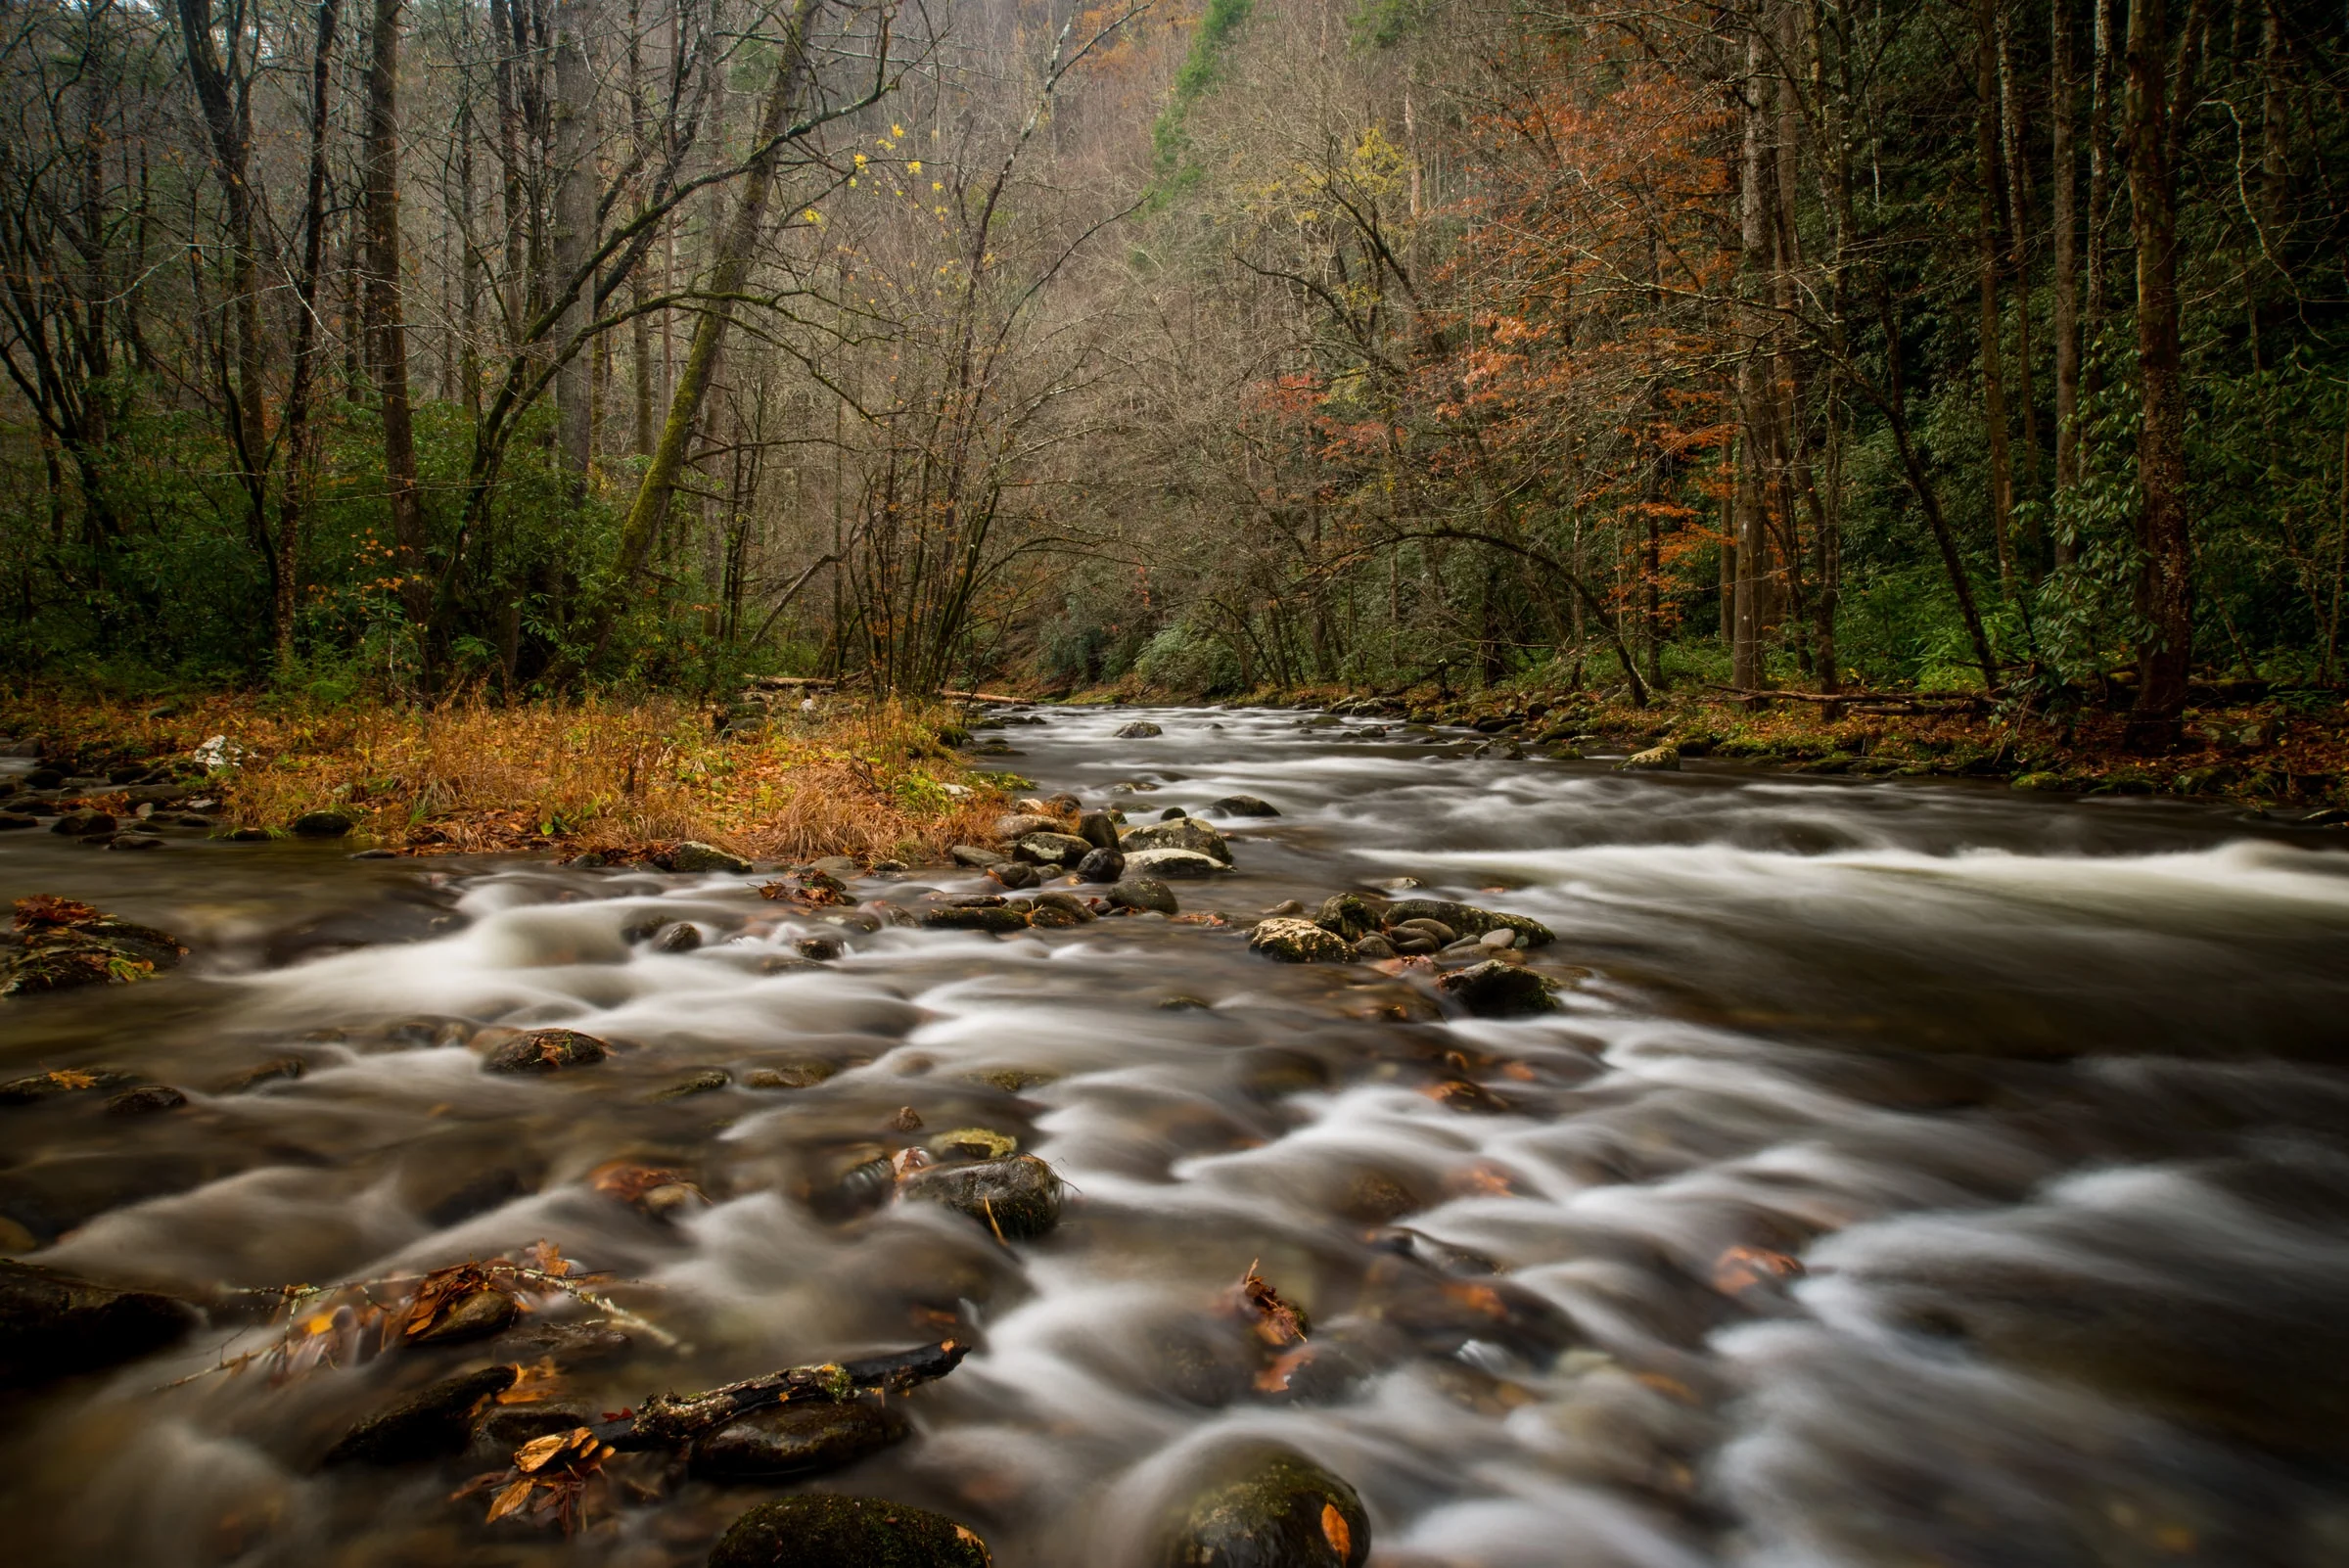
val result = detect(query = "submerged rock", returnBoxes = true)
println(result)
[898,1154,1064,1239]
[324,1363,519,1464]
[690,1400,909,1481]
[105,1084,188,1115]
[406,1287,519,1346]
[669,841,754,874]
[0,1259,196,1387]
[1313,894,1384,944]
[1248,918,1351,964]
[922,904,1034,933]
[1206,795,1279,817]
[709,1496,992,1568]
[1434,960,1559,1018]
[1115,720,1165,738]
[1108,877,1178,915]
[481,1028,610,1074]
[1152,1442,1370,1568]
[1381,898,1554,948]
[648,1068,732,1102]
[0,1067,139,1105]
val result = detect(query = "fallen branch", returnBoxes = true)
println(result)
[1704,684,1996,712]
[595,1337,968,1450]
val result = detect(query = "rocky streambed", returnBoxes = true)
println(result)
[1,706,2347,1568]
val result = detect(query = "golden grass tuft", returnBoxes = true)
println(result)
[0,689,1012,863]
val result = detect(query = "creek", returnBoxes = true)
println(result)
[3,705,2348,1568]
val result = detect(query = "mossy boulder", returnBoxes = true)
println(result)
[1115,720,1165,738]
[1,899,186,996]
[1108,876,1179,915]
[1153,1442,1370,1568]
[1619,744,1681,771]
[482,1028,610,1074]
[1249,918,1351,964]
[669,841,754,874]
[1381,899,1553,948]
[898,1154,1063,1239]
[1313,893,1384,944]
[711,1497,991,1568]
[1125,847,1229,880]
[2011,770,2065,791]
[1015,831,1093,866]
[1121,816,1234,864]
[290,809,354,838]
[1435,960,1559,1018]
[0,1259,196,1387]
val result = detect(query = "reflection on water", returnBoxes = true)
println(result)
[3,707,2347,1567]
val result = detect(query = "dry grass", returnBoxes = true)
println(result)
[0,689,1013,862]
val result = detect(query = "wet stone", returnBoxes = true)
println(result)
[51,809,116,837]
[0,812,35,830]
[948,845,997,868]
[1152,1442,1370,1568]
[1382,898,1554,948]
[656,921,705,952]
[0,1259,196,1388]
[1435,960,1560,1018]
[406,1287,518,1346]
[481,1028,610,1074]
[986,861,1039,890]
[1314,893,1384,944]
[1121,815,1234,864]
[0,1068,139,1105]
[746,1060,839,1090]
[217,1057,306,1094]
[649,1069,731,1102]
[1108,877,1178,916]
[689,1400,910,1481]
[1207,795,1280,817]
[1249,919,1351,964]
[898,1154,1064,1239]
[1075,846,1127,883]
[104,1084,187,1115]
[1125,847,1228,881]
[1619,743,1681,771]
[290,809,353,838]
[922,903,1033,933]
[1115,720,1165,738]
[1077,810,1122,850]
[323,1362,519,1464]
[1015,831,1092,866]
[796,933,846,960]
[709,1496,992,1568]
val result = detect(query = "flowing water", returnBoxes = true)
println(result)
[4,706,2349,1568]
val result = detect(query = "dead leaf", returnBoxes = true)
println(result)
[1228,1263,1310,1348]
[1320,1501,1352,1558]
[1710,1244,1804,1298]
[13,895,102,930]
[485,1478,537,1523]
[514,1428,588,1473]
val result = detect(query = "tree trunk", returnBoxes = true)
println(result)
[552,0,596,491]
[1978,0,2017,595]
[2122,0,2203,748]
[2083,0,2116,465]
[2050,0,2081,563]
[596,0,825,648]
[1733,19,1770,692]
[275,0,341,671]
[364,0,430,630]
[2001,5,2043,563]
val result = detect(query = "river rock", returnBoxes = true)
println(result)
[1206,795,1279,817]
[898,1154,1063,1239]
[1122,816,1233,864]
[1115,720,1164,738]
[218,1057,305,1094]
[1030,892,1096,928]
[1350,933,1397,961]
[0,1067,139,1104]
[406,1286,519,1346]
[1382,898,1554,948]
[2,899,187,995]
[482,1028,610,1074]
[922,904,1034,933]
[656,921,704,952]
[50,809,115,837]
[709,1496,992,1568]
[105,1084,188,1115]
[1619,744,1681,771]
[1151,1442,1370,1568]
[1125,848,1228,881]
[1077,810,1121,850]
[796,934,845,961]
[1075,846,1126,883]
[987,861,1039,890]
[1435,960,1558,1018]
[949,845,997,868]
[0,1259,197,1387]
[0,812,36,830]
[992,811,1060,843]
[1108,876,1178,915]
[323,1362,520,1464]
[1015,831,1092,866]
[106,831,163,852]
[1313,893,1384,943]
[1249,918,1352,963]
[291,809,353,838]
[690,1400,910,1481]
[649,1068,731,1102]
[670,841,754,874]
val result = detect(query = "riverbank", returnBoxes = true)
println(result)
[0,690,1007,862]
[1051,679,2349,813]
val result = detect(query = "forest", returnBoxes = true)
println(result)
[4,0,2348,750]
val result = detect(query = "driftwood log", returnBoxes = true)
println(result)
[593,1338,968,1451]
